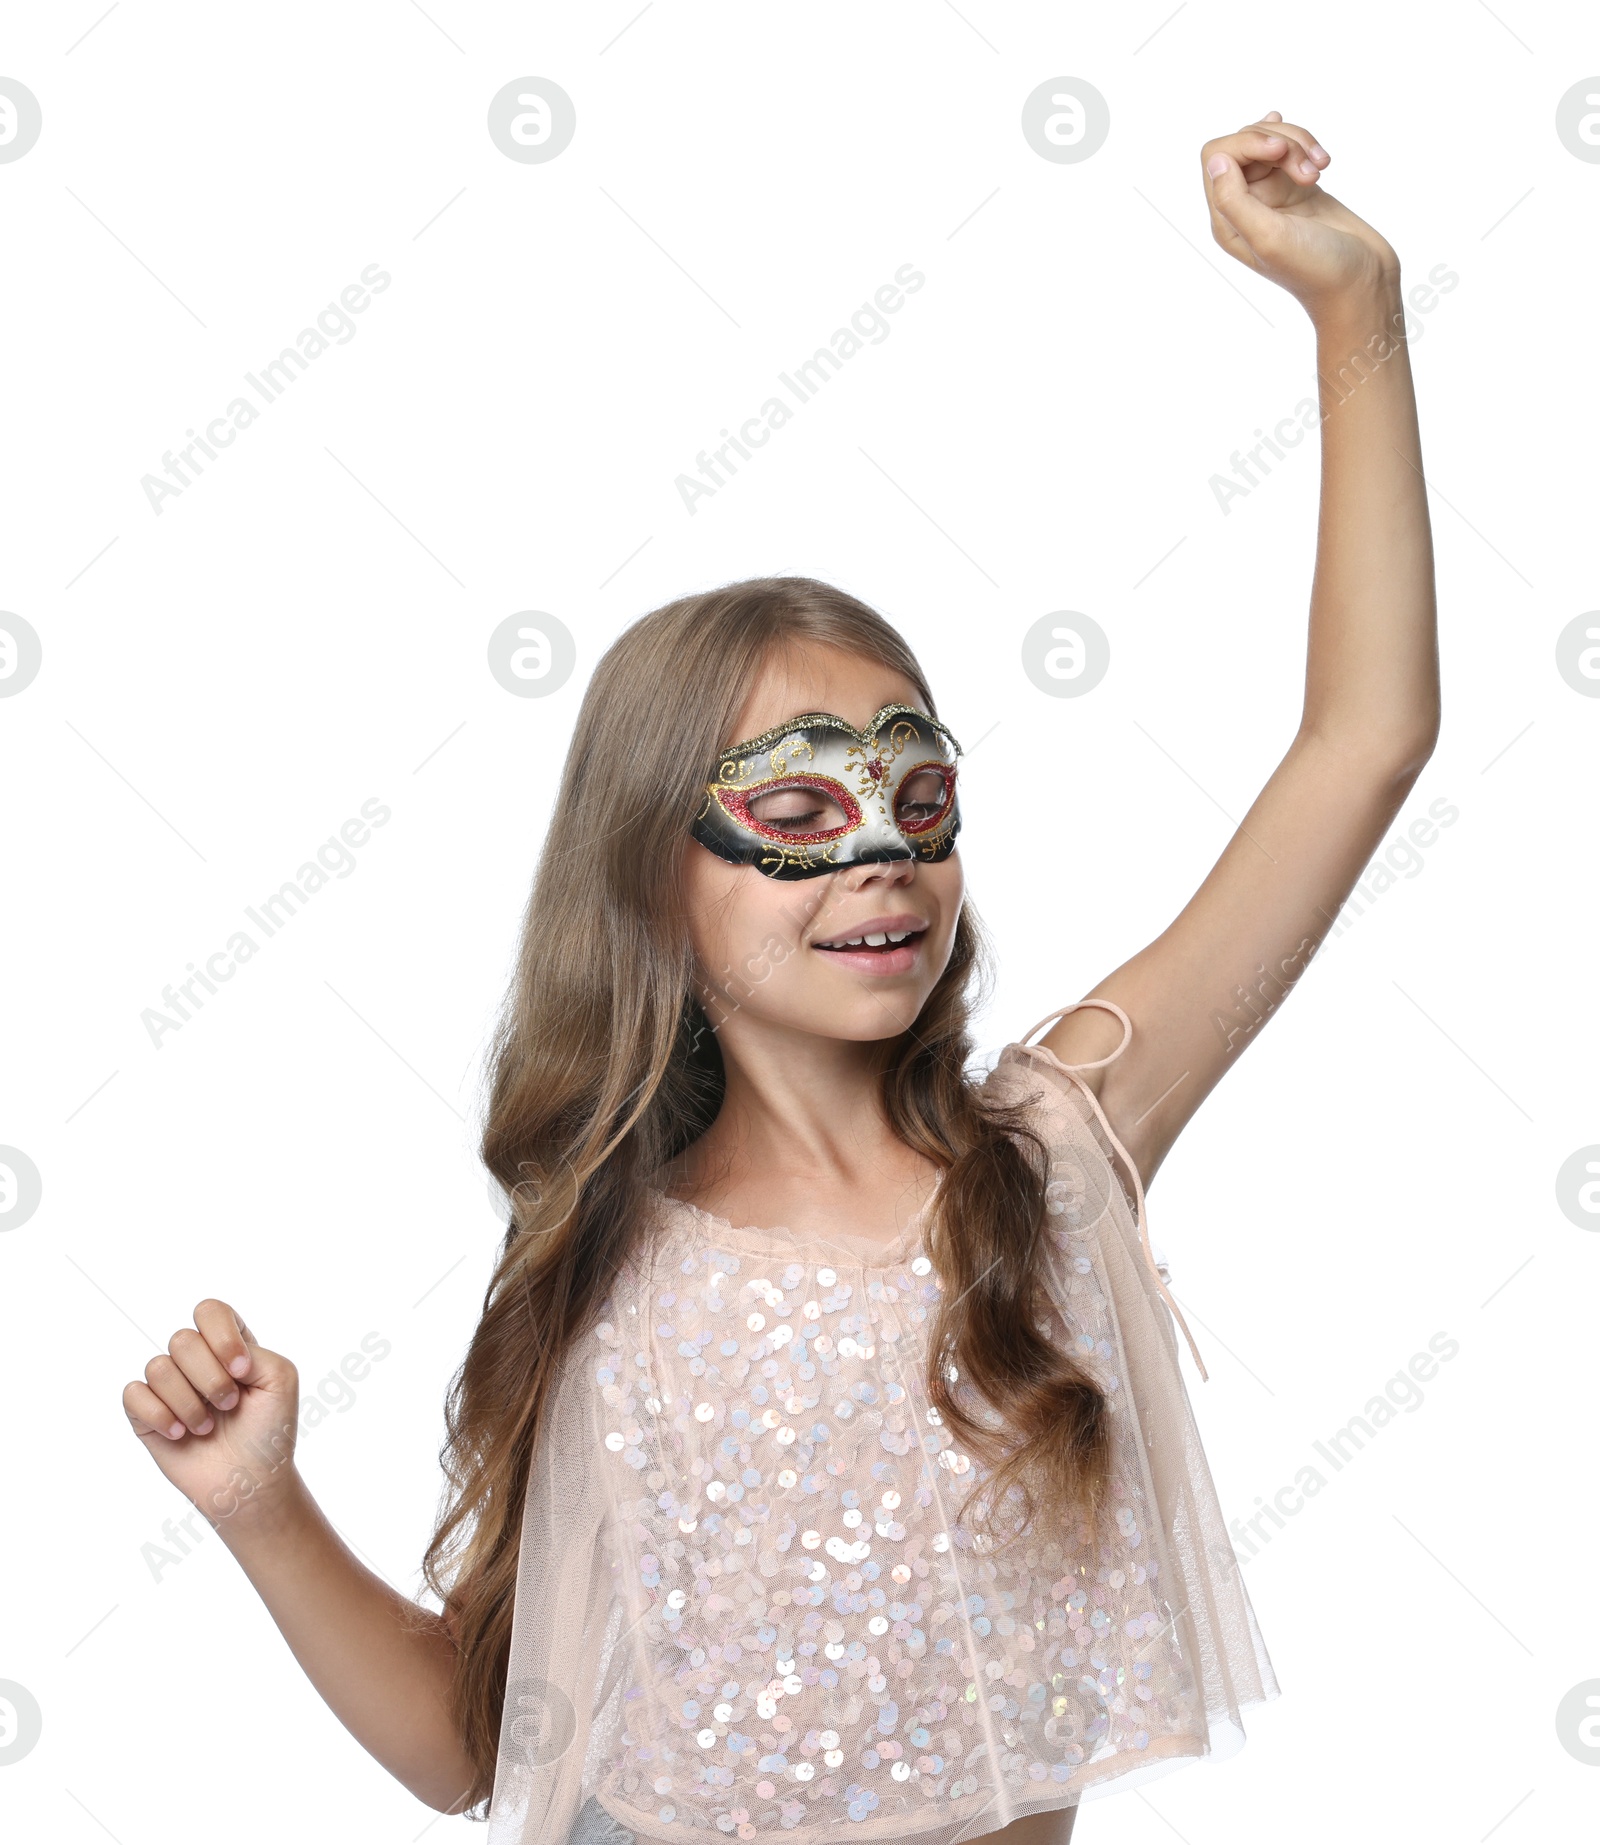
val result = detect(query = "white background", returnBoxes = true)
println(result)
[2,3,1595,1840]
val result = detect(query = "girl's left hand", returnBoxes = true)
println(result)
[1201,112,1400,319]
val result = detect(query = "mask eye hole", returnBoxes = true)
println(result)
[895,765,955,834]
[722,775,860,842]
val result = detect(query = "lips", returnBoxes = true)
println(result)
[811,913,928,952]
[811,913,929,974]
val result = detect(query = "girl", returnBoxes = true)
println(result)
[123,113,1438,1843]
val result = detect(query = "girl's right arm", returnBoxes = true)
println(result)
[123,1298,480,1813]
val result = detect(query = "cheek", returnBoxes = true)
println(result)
[925,854,964,923]
[682,848,822,980]
[729,878,825,977]
[680,849,740,972]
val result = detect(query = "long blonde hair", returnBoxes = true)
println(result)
[423,576,1111,1812]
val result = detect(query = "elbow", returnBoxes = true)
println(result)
[414,1769,484,1816]
[1382,722,1439,792]
[1301,717,1439,794]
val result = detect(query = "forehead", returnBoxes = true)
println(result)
[729,643,924,743]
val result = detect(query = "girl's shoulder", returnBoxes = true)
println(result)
[981,1038,1131,1196]
[988,1023,1212,1379]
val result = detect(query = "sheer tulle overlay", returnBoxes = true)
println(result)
[486,1022,1277,1844]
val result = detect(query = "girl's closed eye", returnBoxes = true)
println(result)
[896,768,953,831]
[747,783,850,835]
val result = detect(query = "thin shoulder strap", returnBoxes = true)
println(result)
[1016,999,1209,1382]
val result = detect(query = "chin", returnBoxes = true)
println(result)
[818,990,933,1042]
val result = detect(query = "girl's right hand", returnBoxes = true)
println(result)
[122,1298,301,1527]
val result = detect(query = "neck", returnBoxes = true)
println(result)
[671,1013,901,1195]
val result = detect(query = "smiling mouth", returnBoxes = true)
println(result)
[813,927,927,955]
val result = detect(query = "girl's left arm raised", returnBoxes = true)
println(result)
[1040,112,1440,1184]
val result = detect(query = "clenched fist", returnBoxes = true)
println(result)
[1201,110,1401,318]
[123,1298,301,1527]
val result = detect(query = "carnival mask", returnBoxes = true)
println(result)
[690,703,962,880]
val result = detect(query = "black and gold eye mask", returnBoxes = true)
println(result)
[690,703,963,880]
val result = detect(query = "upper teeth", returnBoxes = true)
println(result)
[827,929,914,947]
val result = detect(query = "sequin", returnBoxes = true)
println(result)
[573,1184,1205,1842]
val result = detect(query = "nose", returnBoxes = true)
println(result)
[835,852,917,894]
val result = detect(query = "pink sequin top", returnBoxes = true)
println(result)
[486,1006,1277,1844]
